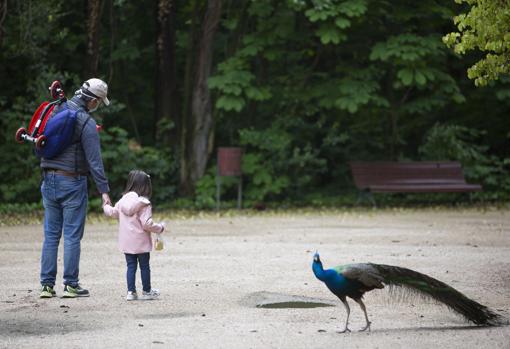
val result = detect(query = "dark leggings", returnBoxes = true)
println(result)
[124,252,151,292]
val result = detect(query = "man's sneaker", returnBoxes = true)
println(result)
[126,291,138,301]
[40,285,56,298]
[140,289,159,300]
[62,285,90,298]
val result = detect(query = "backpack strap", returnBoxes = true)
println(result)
[74,115,92,174]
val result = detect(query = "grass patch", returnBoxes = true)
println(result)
[1,195,509,227]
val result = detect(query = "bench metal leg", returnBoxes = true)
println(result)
[237,176,243,209]
[216,176,221,211]
[368,192,376,207]
[468,191,483,205]
[355,191,363,205]
[356,190,376,207]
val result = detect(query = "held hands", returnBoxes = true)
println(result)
[102,193,112,207]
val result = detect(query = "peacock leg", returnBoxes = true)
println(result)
[354,298,371,332]
[338,297,351,333]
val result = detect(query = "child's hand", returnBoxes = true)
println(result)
[102,200,119,218]
[160,221,166,233]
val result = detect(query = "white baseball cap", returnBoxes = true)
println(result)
[81,78,110,106]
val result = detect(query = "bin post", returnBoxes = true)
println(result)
[216,147,243,210]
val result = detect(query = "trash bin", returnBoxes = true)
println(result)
[218,147,243,176]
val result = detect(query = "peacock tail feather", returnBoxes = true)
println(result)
[370,263,506,326]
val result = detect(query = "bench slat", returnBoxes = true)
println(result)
[349,161,482,193]
[369,184,482,193]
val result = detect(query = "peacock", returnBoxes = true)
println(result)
[312,252,506,332]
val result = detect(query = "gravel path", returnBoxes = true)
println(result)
[1,208,509,348]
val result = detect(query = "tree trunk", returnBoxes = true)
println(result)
[182,0,202,130]
[0,0,7,48]
[107,0,117,83]
[179,0,222,195]
[179,0,201,195]
[155,0,178,143]
[85,0,102,78]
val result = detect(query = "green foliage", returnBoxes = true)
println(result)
[371,34,444,63]
[370,33,465,111]
[419,124,510,198]
[194,170,218,209]
[100,127,178,205]
[0,202,44,226]
[207,0,508,202]
[238,123,327,202]
[193,166,240,209]
[196,120,328,208]
[314,68,389,113]
[443,0,510,86]
[1,0,509,209]
[371,34,447,88]
[241,152,290,202]
[0,68,80,204]
[303,0,367,44]
[208,40,271,112]
[1,0,66,58]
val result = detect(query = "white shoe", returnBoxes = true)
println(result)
[126,291,138,301]
[140,289,159,300]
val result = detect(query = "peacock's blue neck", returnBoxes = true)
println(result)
[313,261,351,292]
[313,261,335,282]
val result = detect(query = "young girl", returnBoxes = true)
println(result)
[103,170,165,301]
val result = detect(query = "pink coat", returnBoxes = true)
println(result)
[103,191,164,254]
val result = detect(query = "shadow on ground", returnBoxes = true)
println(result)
[0,318,92,337]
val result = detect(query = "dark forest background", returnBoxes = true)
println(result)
[1,0,509,210]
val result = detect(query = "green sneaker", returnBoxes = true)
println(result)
[62,285,90,298]
[40,285,56,298]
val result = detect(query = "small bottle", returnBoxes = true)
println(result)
[154,236,164,251]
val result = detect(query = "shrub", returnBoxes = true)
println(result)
[99,127,178,207]
[419,124,510,199]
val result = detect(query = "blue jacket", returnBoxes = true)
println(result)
[40,95,110,194]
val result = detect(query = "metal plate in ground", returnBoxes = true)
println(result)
[241,291,336,309]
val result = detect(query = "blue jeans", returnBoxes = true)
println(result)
[125,253,151,293]
[40,172,88,287]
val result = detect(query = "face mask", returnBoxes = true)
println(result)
[89,99,101,113]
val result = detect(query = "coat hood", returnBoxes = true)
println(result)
[117,191,150,216]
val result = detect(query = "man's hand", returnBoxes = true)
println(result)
[102,193,111,207]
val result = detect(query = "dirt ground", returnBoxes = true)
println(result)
[0,208,509,348]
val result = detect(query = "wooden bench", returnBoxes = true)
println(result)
[349,161,482,205]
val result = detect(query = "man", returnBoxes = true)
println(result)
[39,78,112,298]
